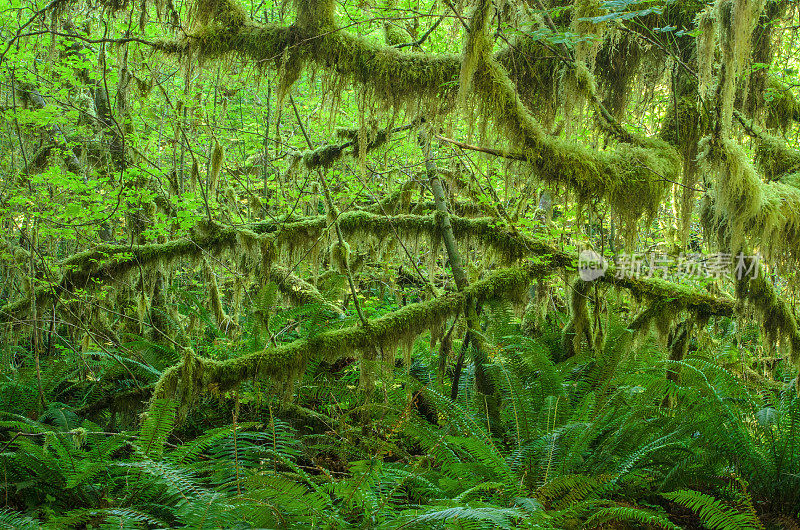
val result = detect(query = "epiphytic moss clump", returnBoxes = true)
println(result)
[330,241,350,273]
[737,272,800,362]
[561,278,593,358]
[741,117,800,181]
[712,0,765,130]
[455,0,675,232]
[701,135,800,263]
[149,262,552,412]
[595,34,644,119]
[210,140,224,195]
[765,78,800,132]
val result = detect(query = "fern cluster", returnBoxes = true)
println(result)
[2,302,799,529]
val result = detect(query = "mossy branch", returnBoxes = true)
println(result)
[150,261,552,411]
[0,212,736,326]
[165,0,677,224]
[735,110,800,181]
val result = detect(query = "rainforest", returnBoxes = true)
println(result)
[1,0,800,527]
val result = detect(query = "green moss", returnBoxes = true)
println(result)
[701,135,800,263]
[189,0,248,29]
[151,261,552,412]
[595,34,643,118]
[750,124,800,181]
[666,317,694,384]
[301,144,346,169]
[293,0,336,31]
[210,140,223,195]
[660,74,709,247]
[562,279,593,358]
[610,274,735,318]
[329,241,350,273]
[765,77,800,132]
[696,6,716,98]
[383,21,412,47]
[168,0,677,227]
[458,6,676,229]
[712,0,766,131]
[737,271,800,362]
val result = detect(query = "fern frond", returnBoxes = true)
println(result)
[663,489,765,530]
[584,506,683,530]
[137,398,176,460]
[0,508,39,529]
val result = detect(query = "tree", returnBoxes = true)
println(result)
[2,0,800,525]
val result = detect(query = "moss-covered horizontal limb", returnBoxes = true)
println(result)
[736,111,800,181]
[1,211,738,326]
[701,135,800,264]
[462,0,677,226]
[151,260,552,405]
[0,220,321,322]
[0,222,241,323]
[737,271,800,362]
[163,0,676,224]
[608,275,735,318]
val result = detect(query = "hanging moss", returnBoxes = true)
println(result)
[457,0,677,230]
[210,140,224,195]
[701,135,800,263]
[738,113,800,180]
[594,34,643,118]
[328,241,349,274]
[561,278,593,358]
[764,77,800,132]
[696,6,716,98]
[188,0,248,29]
[660,71,709,247]
[151,261,553,412]
[744,2,788,121]
[1,209,739,332]
[570,0,606,64]
[383,21,412,47]
[611,273,735,318]
[362,179,416,215]
[495,38,559,128]
[666,317,695,384]
[267,264,342,314]
[737,270,800,362]
[203,258,237,333]
[166,0,679,226]
[713,0,766,131]
[293,0,336,31]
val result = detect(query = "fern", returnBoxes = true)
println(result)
[663,489,765,530]
[385,503,531,529]
[137,398,176,460]
[584,506,683,529]
[0,508,39,530]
